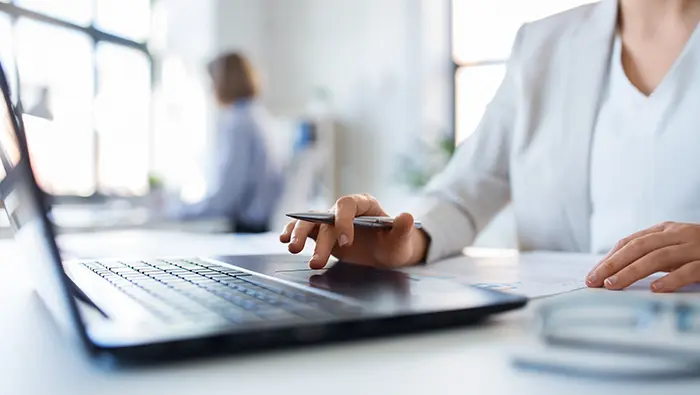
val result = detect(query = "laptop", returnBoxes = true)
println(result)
[0,62,526,364]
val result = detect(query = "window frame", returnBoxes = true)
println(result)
[450,0,509,145]
[0,0,155,203]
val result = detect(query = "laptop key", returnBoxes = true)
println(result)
[122,271,147,277]
[191,268,217,273]
[150,260,179,268]
[209,274,237,280]
[166,269,189,274]
[185,259,219,266]
[131,277,160,285]
[111,266,140,273]
[123,261,151,268]
[215,268,246,275]
[155,265,180,272]
[100,261,126,268]
[190,277,213,285]
[174,263,201,270]
[81,262,103,270]
[161,277,188,284]
[136,268,163,274]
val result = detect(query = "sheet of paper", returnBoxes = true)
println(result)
[402,251,603,298]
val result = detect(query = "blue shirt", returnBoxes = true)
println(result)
[175,101,284,227]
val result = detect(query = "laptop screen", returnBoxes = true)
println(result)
[0,61,88,344]
[0,76,20,181]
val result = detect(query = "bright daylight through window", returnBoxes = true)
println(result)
[0,0,152,197]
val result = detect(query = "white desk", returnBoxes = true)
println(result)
[1,231,698,395]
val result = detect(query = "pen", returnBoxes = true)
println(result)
[286,212,422,229]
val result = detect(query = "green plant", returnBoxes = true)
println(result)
[148,173,164,190]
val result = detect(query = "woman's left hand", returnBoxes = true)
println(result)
[587,222,700,293]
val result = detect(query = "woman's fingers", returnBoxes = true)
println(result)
[280,220,297,243]
[310,224,336,269]
[652,261,700,293]
[388,212,414,244]
[602,244,693,290]
[333,196,359,247]
[283,193,392,267]
[587,230,680,287]
[600,223,667,261]
[333,194,386,247]
[370,213,416,267]
[590,224,667,277]
[288,220,318,254]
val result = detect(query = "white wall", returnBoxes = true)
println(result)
[214,0,266,67]
[208,0,452,213]
[263,0,416,211]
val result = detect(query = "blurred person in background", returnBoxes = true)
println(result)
[281,0,700,292]
[172,52,283,233]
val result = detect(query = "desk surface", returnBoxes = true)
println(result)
[1,231,698,395]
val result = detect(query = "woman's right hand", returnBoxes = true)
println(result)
[279,194,429,269]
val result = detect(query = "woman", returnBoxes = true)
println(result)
[280,0,700,292]
[175,52,283,233]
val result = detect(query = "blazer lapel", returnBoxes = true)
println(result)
[560,0,618,251]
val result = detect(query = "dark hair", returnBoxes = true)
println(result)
[207,52,259,104]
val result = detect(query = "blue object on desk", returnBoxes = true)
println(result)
[293,120,317,153]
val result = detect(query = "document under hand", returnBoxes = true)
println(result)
[402,250,601,298]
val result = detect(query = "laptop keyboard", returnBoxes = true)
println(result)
[80,258,357,325]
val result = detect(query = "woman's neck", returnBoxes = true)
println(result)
[619,0,700,37]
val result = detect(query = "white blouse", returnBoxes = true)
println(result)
[590,28,700,254]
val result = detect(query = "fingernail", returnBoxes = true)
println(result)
[339,234,350,247]
[587,272,597,283]
[651,282,663,292]
[291,237,298,244]
[604,276,618,287]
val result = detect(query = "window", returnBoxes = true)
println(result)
[452,0,595,144]
[0,1,152,197]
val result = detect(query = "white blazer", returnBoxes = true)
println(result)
[414,0,631,261]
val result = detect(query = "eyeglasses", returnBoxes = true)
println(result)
[513,294,700,379]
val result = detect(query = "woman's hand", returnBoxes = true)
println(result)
[587,222,700,292]
[280,194,429,269]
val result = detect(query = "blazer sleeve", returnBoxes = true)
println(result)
[412,24,528,262]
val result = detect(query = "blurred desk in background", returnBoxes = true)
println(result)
[0,231,698,395]
[0,204,230,238]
